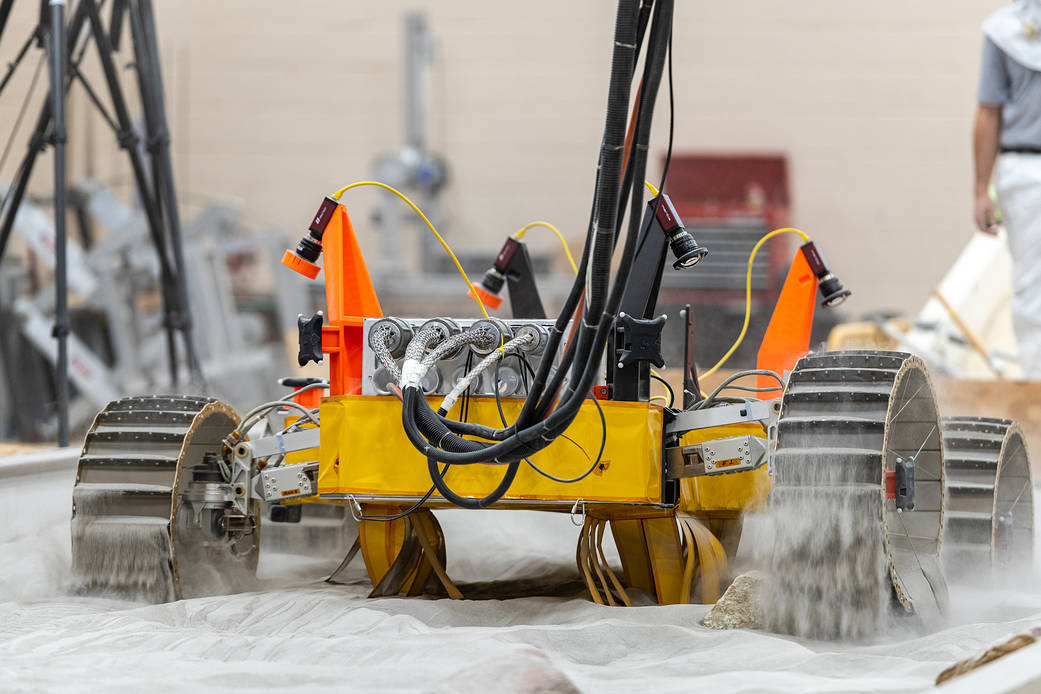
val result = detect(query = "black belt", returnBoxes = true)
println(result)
[1001,146,1041,154]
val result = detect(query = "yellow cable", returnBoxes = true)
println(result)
[650,395,667,403]
[514,221,578,275]
[698,227,812,381]
[330,181,489,318]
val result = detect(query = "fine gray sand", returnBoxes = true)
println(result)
[2,465,1040,693]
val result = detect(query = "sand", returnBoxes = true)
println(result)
[1,462,1040,693]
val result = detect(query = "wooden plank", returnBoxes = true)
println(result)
[935,379,1041,477]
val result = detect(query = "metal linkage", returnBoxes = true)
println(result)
[362,317,562,398]
[666,434,769,479]
[0,0,202,444]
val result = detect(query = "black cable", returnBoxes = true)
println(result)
[403,0,672,469]
[586,0,641,321]
[650,371,675,408]
[634,28,675,260]
[533,2,672,425]
[460,2,654,441]
[352,470,445,522]
[537,0,672,434]
[426,455,521,510]
[461,349,473,423]
[512,353,590,457]
[493,358,511,432]
[492,355,607,485]
[658,28,674,199]
[525,395,607,484]
[360,349,480,524]
[408,0,641,456]
[527,0,650,424]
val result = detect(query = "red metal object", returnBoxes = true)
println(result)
[755,249,817,394]
[666,154,789,224]
[664,153,791,304]
[885,469,896,499]
[592,385,610,400]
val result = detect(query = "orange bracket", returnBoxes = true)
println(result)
[756,249,816,396]
[293,387,324,409]
[283,201,383,396]
[321,204,382,396]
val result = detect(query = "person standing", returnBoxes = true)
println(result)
[974,0,1041,378]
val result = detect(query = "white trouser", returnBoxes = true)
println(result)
[997,153,1041,379]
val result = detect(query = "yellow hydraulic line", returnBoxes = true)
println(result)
[330,181,489,319]
[515,221,578,275]
[698,227,811,381]
[643,180,811,391]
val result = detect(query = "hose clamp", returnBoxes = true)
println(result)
[399,358,427,388]
[347,495,363,522]
[570,498,586,527]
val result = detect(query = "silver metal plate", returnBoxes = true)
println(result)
[362,317,563,398]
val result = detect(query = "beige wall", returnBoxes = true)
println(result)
[0,1,1005,315]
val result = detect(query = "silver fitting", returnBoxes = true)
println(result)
[419,318,463,359]
[470,318,514,356]
[368,317,413,358]
[514,324,548,353]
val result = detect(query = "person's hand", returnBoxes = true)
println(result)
[974,190,999,234]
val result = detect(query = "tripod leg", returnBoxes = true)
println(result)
[108,0,127,51]
[131,0,203,384]
[0,106,51,262]
[48,0,69,446]
[0,0,15,45]
[82,0,183,385]
[125,0,181,388]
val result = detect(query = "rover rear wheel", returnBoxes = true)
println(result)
[71,396,260,602]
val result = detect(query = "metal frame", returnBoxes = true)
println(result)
[0,0,200,443]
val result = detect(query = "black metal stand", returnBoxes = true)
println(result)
[498,238,546,320]
[679,304,702,408]
[608,200,669,402]
[49,0,69,446]
[0,0,201,443]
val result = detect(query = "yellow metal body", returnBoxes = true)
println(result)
[676,421,771,514]
[303,394,765,605]
[317,395,665,507]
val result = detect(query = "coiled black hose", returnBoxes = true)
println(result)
[401,0,673,479]
[586,0,640,322]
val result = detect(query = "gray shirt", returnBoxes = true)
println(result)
[978,35,1041,149]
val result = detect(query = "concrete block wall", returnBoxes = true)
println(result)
[0,1,1005,316]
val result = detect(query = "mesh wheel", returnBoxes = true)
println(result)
[765,351,947,638]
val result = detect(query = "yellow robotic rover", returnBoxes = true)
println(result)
[70,0,1034,639]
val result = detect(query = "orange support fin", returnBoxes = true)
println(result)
[321,204,382,395]
[322,204,383,326]
[756,249,817,395]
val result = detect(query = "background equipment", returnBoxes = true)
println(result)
[0,0,200,444]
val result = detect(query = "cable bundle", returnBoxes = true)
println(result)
[393,0,676,508]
